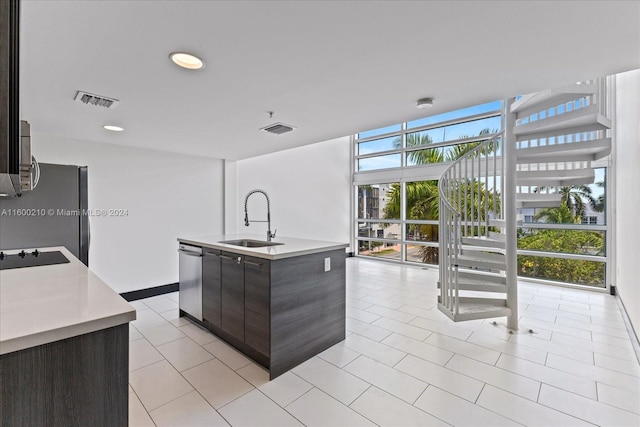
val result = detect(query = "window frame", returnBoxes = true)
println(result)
[352,101,611,292]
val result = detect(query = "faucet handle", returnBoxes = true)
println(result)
[271,229,277,239]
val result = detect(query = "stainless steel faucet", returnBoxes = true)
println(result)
[244,189,276,241]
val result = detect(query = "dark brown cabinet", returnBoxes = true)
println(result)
[202,249,222,328]
[0,324,129,426]
[244,256,270,357]
[204,252,270,357]
[220,252,245,341]
[194,246,346,379]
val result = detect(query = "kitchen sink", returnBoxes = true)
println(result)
[219,239,284,248]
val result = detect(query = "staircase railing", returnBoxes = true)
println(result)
[438,132,504,316]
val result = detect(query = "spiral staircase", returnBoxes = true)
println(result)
[437,79,611,330]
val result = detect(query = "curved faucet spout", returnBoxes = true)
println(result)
[243,189,276,241]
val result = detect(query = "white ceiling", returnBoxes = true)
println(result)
[20,1,640,161]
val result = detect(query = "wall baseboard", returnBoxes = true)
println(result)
[120,283,178,302]
[616,292,640,364]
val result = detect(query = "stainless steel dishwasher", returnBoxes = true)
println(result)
[178,243,203,321]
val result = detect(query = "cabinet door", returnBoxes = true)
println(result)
[220,252,245,341]
[202,249,221,328]
[244,256,270,356]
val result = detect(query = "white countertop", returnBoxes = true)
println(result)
[0,247,136,355]
[178,234,348,260]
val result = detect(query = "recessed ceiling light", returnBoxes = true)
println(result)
[169,52,205,70]
[103,125,124,132]
[416,97,434,109]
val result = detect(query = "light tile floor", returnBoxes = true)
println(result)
[128,258,640,426]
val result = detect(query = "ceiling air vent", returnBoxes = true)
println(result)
[74,91,120,109]
[260,122,296,135]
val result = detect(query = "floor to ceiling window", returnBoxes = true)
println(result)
[353,99,610,289]
[516,167,608,287]
[353,101,502,265]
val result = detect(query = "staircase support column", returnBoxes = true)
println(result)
[504,98,519,330]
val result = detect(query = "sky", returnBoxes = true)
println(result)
[357,100,502,171]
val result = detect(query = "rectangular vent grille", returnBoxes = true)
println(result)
[74,91,119,109]
[260,122,296,135]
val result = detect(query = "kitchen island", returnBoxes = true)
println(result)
[177,234,348,379]
[0,246,136,426]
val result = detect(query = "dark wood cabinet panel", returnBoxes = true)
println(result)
[270,249,346,378]
[195,244,346,380]
[0,324,129,426]
[244,256,270,357]
[220,252,245,341]
[202,249,222,328]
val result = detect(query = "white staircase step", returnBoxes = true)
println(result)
[458,269,507,285]
[516,138,611,163]
[518,176,594,188]
[488,218,523,227]
[511,83,597,116]
[516,192,562,209]
[515,123,609,144]
[438,269,507,292]
[457,253,505,271]
[438,280,508,293]
[461,235,505,249]
[516,192,562,202]
[437,297,512,322]
[517,200,562,209]
[514,105,611,140]
[516,168,595,186]
[461,248,505,261]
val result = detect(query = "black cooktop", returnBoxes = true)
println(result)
[0,250,70,270]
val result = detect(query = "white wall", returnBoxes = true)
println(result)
[235,137,352,249]
[32,135,224,293]
[223,160,238,234]
[614,69,640,335]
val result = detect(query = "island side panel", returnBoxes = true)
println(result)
[244,255,271,357]
[270,249,346,379]
[0,323,129,426]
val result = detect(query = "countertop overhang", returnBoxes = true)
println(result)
[0,246,136,355]
[178,234,348,260]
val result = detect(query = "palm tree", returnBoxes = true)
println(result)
[534,203,577,224]
[446,128,498,160]
[535,184,596,219]
[404,128,499,165]
[405,133,443,165]
[383,181,438,220]
[592,181,605,213]
[383,129,501,263]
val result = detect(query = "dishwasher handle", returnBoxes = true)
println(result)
[178,249,202,257]
[178,244,203,257]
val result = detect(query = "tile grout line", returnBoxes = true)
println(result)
[128,260,639,426]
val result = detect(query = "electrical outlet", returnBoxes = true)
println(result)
[324,257,331,272]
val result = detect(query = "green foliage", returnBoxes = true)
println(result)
[534,203,578,224]
[382,129,501,264]
[359,240,384,250]
[535,185,598,219]
[450,179,501,223]
[370,248,398,257]
[517,229,605,286]
[418,245,439,264]
[403,128,498,166]
[382,180,439,221]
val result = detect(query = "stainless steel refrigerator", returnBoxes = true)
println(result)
[0,163,89,265]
